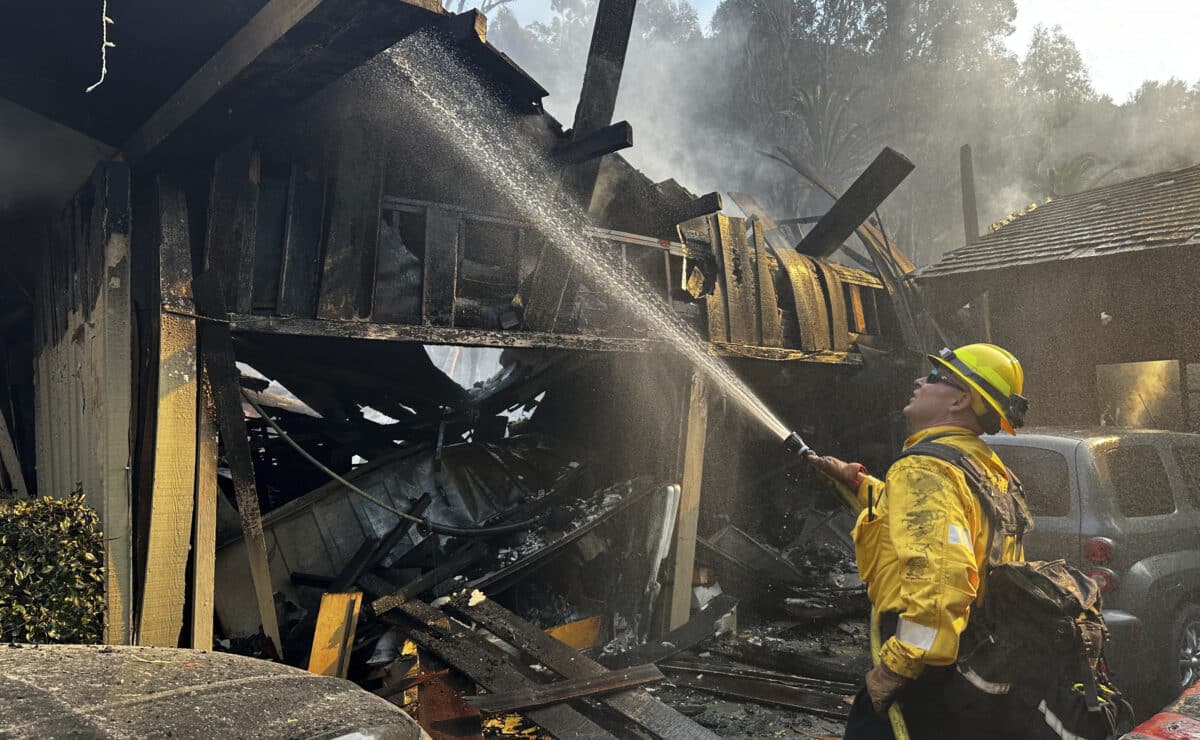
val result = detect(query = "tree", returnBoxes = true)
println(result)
[1020,24,1094,127]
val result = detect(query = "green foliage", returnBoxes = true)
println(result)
[0,494,104,643]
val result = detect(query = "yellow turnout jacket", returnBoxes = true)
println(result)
[852,425,1024,679]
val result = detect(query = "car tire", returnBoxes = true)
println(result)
[1165,603,1200,698]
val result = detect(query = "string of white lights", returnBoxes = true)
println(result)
[85,0,115,93]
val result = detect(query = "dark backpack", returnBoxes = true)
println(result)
[897,440,1130,739]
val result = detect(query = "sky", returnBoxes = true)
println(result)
[502,0,1200,102]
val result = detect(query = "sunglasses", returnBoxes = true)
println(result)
[926,368,966,392]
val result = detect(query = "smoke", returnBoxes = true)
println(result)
[489,2,1200,264]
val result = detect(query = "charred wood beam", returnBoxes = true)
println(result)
[662,670,849,719]
[370,541,489,617]
[554,121,633,165]
[795,148,915,259]
[446,595,720,740]
[194,270,284,659]
[668,192,723,228]
[122,0,444,167]
[227,314,858,363]
[466,664,663,714]
[380,601,618,738]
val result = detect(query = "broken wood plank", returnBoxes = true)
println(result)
[668,192,723,228]
[193,270,284,659]
[122,0,445,167]
[0,405,25,497]
[191,365,218,651]
[663,669,849,719]
[370,541,489,617]
[659,658,857,695]
[554,121,633,165]
[381,602,617,739]
[421,208,460,327]
[318,125,384,321]
[706,640,864,684]
[446,595,719,740]
[467,664,664,714]
[726,192,791,253]
[667,370,708,631]
[601,593,737,670]
[796,147,914,259]
[138,176,198,648]
[277,165,326,318]
[308,592,363,678]
[204,142,261,315]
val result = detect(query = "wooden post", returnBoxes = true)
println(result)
[191,365,218,650]
[137,176,199,647]
[667,370,708,630]
[194,270,285,659]
[308,592,363,678]
[960,144,980,246]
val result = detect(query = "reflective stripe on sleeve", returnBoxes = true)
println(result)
[947,523,973,549]
[896,617,937,651]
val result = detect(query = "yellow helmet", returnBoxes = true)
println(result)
[928,343,1028,435]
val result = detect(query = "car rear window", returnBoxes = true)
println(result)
[992,446,1071,517]
[1173,446,1200,509]
[1096,445,1175,517]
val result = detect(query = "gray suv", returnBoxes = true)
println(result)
[985,428,1200,707]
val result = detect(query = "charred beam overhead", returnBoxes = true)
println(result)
[795,148,915,259]
[227,314,858,363]
[565,0,638,209]
[669,192,723,227]
[123,0,445,167]
[554,121,633,165]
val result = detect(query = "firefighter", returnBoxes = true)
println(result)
[811,343,1029,739]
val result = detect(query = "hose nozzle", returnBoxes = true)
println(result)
[782,431,811,457]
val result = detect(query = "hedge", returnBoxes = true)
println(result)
[0,494,104,643]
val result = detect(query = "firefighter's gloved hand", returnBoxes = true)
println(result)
[809,455,866,489]
[865,663,909,714]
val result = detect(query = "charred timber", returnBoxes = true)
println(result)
[554,121,634,165]
[795,148,915,259]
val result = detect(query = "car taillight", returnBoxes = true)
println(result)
[1087,567,1116,592]
[1084,536,1114,564]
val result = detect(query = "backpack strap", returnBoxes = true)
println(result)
[895,440,1031,570]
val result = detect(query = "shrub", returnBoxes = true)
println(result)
[0,494,104,643]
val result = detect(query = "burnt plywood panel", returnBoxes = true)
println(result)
[318,127,384,321]
[372,211,423,324]
[421,208,460,327]
[714,215,760,345]
[205,142,261,315]
[812,259,851,351]
[774,250,831,352]
[277,166,327,318]
[753,225,783,347]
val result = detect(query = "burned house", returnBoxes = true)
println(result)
[0,0,921,734]
[922,162,1200,432]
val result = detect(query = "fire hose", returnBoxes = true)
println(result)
[783,430,912,740]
